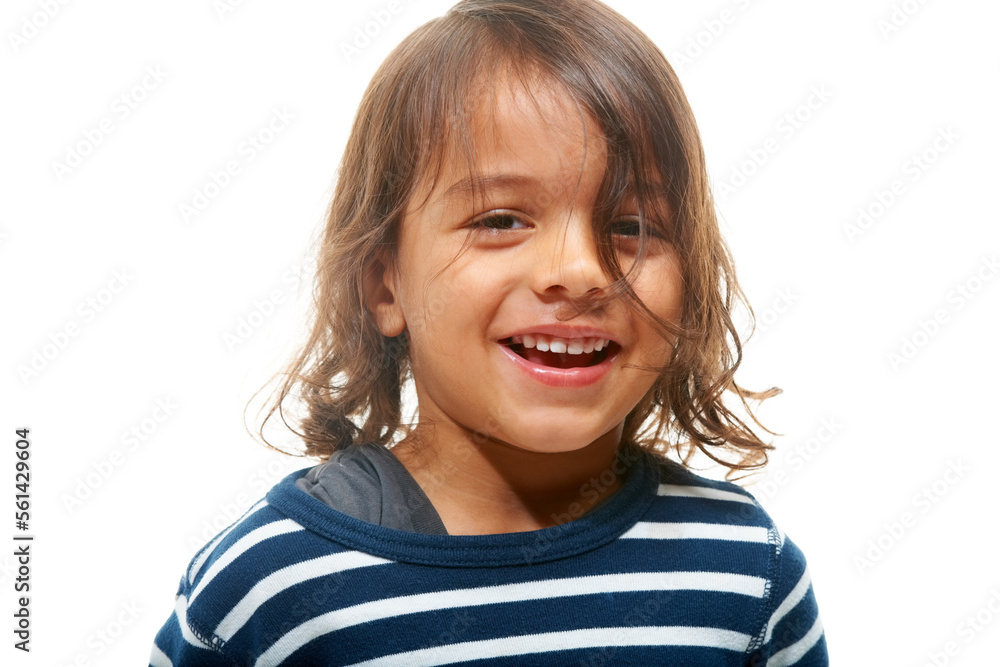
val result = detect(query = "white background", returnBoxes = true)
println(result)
[2,0,998,664]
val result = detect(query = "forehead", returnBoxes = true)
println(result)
[473,75,599,150]
[416,72,609,204]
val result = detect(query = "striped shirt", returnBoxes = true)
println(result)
[150,449,828,666]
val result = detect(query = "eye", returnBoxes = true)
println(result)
[610,216,642,237]
[470,211,531,233]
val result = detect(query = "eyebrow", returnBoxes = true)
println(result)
[439,173,543,201]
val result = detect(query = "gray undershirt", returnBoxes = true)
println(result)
[296,442,449,535]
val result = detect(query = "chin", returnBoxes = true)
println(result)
[498,426,618,455]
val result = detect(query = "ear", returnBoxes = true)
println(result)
[363,253,406,337]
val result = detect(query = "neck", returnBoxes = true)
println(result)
[391,423,640,535]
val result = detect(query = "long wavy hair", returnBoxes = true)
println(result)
[253,0,779,476]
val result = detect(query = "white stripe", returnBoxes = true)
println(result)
[346,626,753,667]
[175,594,215,651]
[255,571,765,666]
[216,551,391,641]
[768,615,824,666]
[189,519,304,604]
[188,500,268,584]
[659,484,756,505]
[764,567,813,643]
[621,521,771,543]
[148,642,173,667]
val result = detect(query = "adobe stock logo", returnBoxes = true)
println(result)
[51,66,168,182]
[178,107,295,223]
[752,288,797,337]
[886,255,998,372]
[668,0,756,72]
[853,459,969,575]
[877,0,933,40]
[17,268,134,385]
[61,398,179,513]
[715,85,833,203]
[223,257,313,352]
[7,0,72,53]
[212,0,248,21]
[340,1,406,63]
[843,126,959,244]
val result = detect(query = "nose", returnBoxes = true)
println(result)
[529,214,609,299]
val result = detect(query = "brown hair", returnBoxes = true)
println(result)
[253,0,779,476]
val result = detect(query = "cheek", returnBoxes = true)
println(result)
[627,256,684,367]
[632,254,684,322]
[395,241,461,339]
[401,263,498,345]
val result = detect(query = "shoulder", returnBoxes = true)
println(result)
[174,474,387,657]
[640,454,813,579]
[182,497,305,598]
[639,454,827,661]
[178,498,302,640]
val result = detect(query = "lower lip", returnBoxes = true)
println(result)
[497,343,617,388]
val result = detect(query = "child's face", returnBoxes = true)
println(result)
[372,77,683,454]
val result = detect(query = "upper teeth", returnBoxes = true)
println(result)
[510,334,610,354]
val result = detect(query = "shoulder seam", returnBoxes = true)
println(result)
[186,613,240,667]
[745,505,784,656]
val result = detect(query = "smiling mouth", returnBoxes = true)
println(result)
[500,337,619,369]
